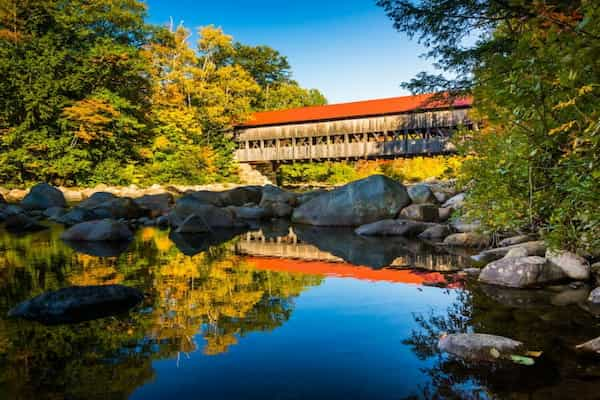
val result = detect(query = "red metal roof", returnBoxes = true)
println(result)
[240,93,472,128]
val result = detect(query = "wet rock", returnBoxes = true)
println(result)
[0,204,24,221]
[443,232,490,247]
[442,192,465,209]
[498,234,539,247]
[88,197,145,220]
[175,214,211,233]
[480,284,554,308]
[292,175,410,226]
[43,206,67,219]
[588,288,600,304]
[399,204,439,222]
[479,256,567,288]
[418,224,452,240]
[265,202,293,218]
[472,241,547,263]
[576,337,600,355]
[355,219,431,237]
[5,213,48,233]
[437,207,453,222]
[60,219,133,242]
[546,249,590,280]
[20,183,66,210]
[156,215,169,229]
[168,198,245,229]
[7,285,143,325]
[133,193,174,217]
[227,206,269,220]
[259,185,297,207]
[438,333,524,362]
[407,184,437,204]
[219,186,262,207]
[53,207,98,225]
[450,218,481,233]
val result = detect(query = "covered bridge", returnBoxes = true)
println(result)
[234,93,474,164]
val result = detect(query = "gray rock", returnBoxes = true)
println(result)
[133,193,174,217]
[399,203,439,222]
[77,192,117,209]
[53,207,98,225]
[504,247,529,259]
[168,198,245,229]
[176,214,211,233]
[407,184,437,204]
[7,285,143,325]
[478,256,567,288]
[433,191,448,204]
[442,192,466,209]
[437,207,453,222]
[546,249,590,280]
[418,224,452,240]
[5,213,47,233]
[576,337,600,354]
[156,215,169,229]
[185,190,223,206]
[451,218,481,233]
[297,189,328,205]
[219,186,263,207]
[592,262,600,285]
[20,183,66,210]
[43,206,67,219]
[0,204,24,221]
[438,333,524,362]
[498,234,539,247]
[60,219,133,241]
[588,287,600,304]
[462,268,482,276]
[443,232,490,247]
[292,175,410,226]
[471,241,547,263]
[259,185,297,207]
[266,202,293,218]
[355,219,431,237]
[227,206,269,220]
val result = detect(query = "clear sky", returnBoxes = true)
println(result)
[142,0,437,104]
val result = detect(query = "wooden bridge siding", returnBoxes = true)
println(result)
[235,138,452,162]
[235,108,470,163]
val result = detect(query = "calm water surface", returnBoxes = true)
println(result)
[0,222,599,399]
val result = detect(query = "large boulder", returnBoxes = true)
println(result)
[471,241,547,263]
[175,214,211,233]
[8,285,143,325]
[546,249,590,280]
[292,175,410,226]
[443,232,490,247]
[61,219,133,242]
[407,184,437,204]
[219,186,262,207]
[399,204,439,222]
[133,193,174,217]
[53,207,98,225]
[438,333,524,362]
[43,206,67,219]
[186,190,223,206]
[20,183,66,210]
[77,192,117,209]
[259,185,297,207]
[168,197,245,229]
[478,256,567,288]
[0,204,24,222]
[82,196,145,220]
[355,219,431,237]
[5,213,47,233]
[227,206,269,220]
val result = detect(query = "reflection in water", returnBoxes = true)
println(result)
[0,223,598,399]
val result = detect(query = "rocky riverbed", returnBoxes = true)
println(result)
[1,175,599,355]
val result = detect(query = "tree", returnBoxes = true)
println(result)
[378,0,600,252]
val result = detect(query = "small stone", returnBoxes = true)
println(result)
[399,204,439,222]
[588,287,600,304]
[443,232,490,247]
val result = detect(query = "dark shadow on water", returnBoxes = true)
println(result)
[169,227,252,256]
[62,239,132,257]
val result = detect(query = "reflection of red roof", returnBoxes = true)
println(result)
[239,93,473,128]
[245,256,449,286]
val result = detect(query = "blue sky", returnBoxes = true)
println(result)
[143,0,436,103]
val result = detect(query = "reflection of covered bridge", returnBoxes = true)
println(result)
[234,93,473,164]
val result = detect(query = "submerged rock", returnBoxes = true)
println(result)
[292,175,410,226]
[438,333,524,362]
[355,219,431,237]
[8,285,143,325]
[399,204,439,222]
[5,213,47,233]
[478,256,567,288]
[546,249,590,280]
[20,183,66,211]
[60,219,133,242]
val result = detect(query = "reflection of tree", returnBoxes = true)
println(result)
[0,225,323,398]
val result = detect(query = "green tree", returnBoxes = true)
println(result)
[378,0,600,252]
